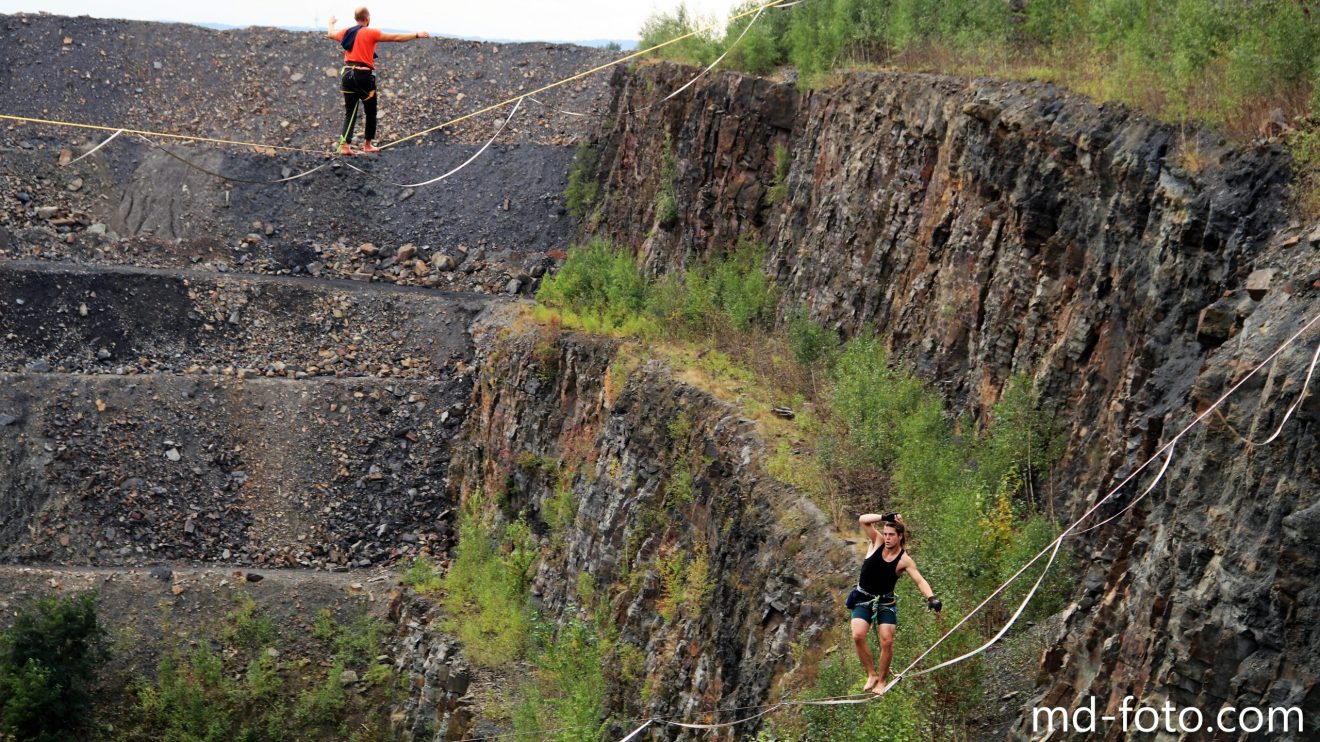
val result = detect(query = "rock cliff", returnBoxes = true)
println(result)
[562,63,1320,736]
[445,305,856,737]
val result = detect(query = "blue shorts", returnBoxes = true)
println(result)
[851,601,897,625]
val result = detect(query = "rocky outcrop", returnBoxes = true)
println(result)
[446,306,855,738]
[390,592,475,742]
[582,64,1320,736]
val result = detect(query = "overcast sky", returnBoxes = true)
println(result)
[0,1,749,42]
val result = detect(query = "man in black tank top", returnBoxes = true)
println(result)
[849,512,942,694]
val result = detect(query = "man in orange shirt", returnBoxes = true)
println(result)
[327,7,431,155]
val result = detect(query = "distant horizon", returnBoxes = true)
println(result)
[2,13,640,48]
[0,1,743,44]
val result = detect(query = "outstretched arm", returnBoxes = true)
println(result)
[901,556,941,612]
[326,15,339,40]
[379,30,431,42]
[903,559,935,600]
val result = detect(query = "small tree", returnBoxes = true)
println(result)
[0,592,106,741]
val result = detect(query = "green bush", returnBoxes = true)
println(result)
[765,143,791,205]
[224,592,277,651]
[785,307,838,367]
[312,609,390,669]
[135,646,289,742]
[973,373,1065,495]
[537,237,650,331]
[401,555,445,594]
[512,620,608,742]
[641,1,1320,138]
[676,240,777,332]
[724,0,792,74]
[638,4,721,65]
[0,592,105,742]
[565,141,601,220]
[538,237,776,338]
[441,492,537,666]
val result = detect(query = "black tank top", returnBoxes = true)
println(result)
[858,546,903,595]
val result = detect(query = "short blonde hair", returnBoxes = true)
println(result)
[354,7,370,22]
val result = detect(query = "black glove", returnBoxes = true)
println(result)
[881,512,899,523]
[927,595,942,613]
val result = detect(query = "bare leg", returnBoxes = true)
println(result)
[873,622,896,694]
[851,618,881,691]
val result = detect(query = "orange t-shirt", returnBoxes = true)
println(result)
[336,26,382,69]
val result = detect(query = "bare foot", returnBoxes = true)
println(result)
[338,144,355,156]
[862,676,880,692]
[361,141,380,154]
[870,679,887,696]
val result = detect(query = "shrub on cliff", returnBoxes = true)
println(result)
[639,4,721,66]
[0,592,105,742]
[441,491,537,666]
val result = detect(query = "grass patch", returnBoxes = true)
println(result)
[400,555,444,595]
[440,491,537,667]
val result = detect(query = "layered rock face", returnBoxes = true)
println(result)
[578,64,1320,735]
[447,307,855,737]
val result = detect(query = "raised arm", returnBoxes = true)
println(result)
[326,15,339,40]
[858,512,899,543]
[858,513,884,543]
[378,30,430,42]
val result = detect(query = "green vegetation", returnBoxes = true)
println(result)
[565,141,602,221]
[0,592,105,742]
[536,237,777,338]
[440,490,537,666]
[124,597,394,741]
[762,646,922,740]
[655,134,680,229]
[512,620,608,742]
[765,142,792,205]
[223,592,277,651]
[401,555,445,594]
[428,489,614,738]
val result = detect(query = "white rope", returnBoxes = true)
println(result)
[340,97,523,189]
[626,2,771,116]
[534,0,793,119]
[617,719,652,741]
[906,537,1064,679]
[527,95,595,117]
[64,128,124,165]
[1073,440,1177,536]
[659,702,784,730]
[1216,339,1320,448]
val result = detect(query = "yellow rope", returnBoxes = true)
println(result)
[0,113,325,154]
[0,0,791,157]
